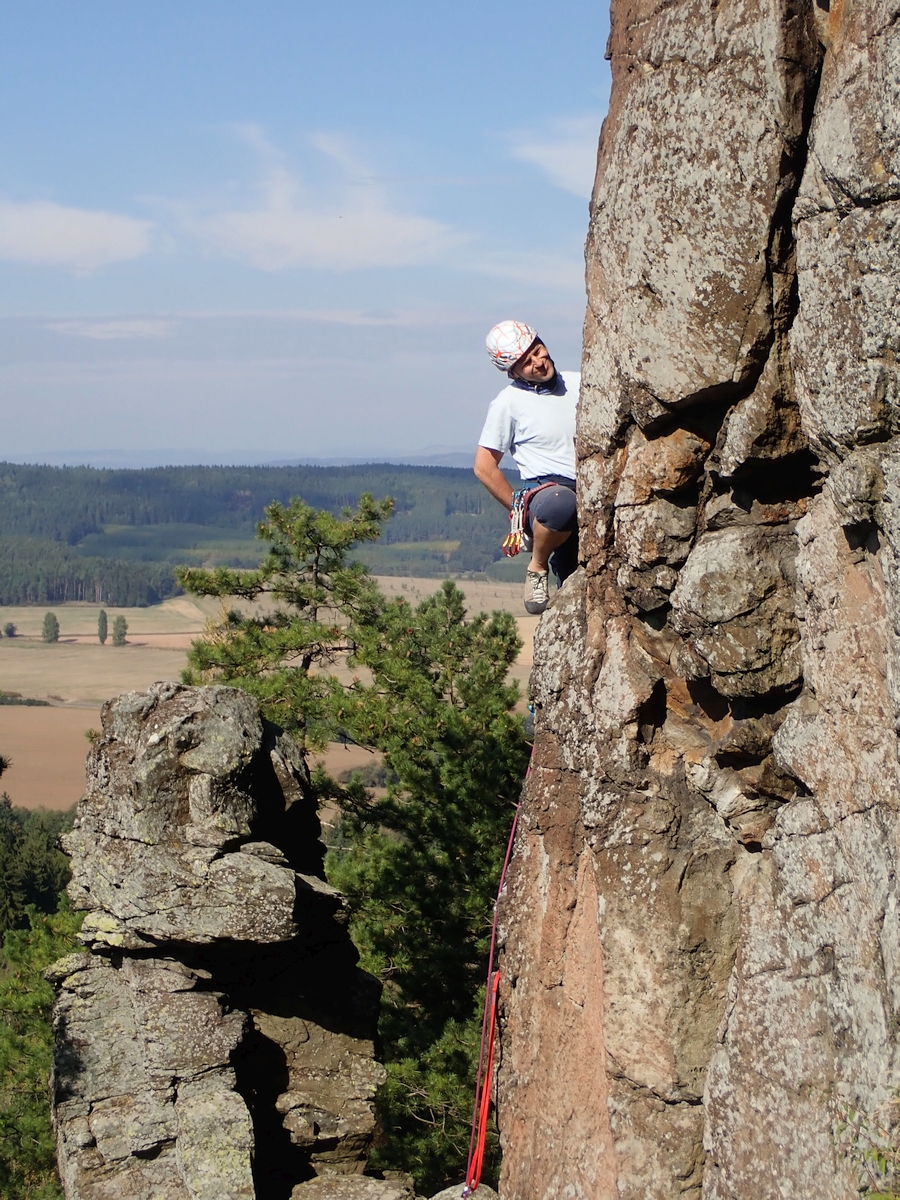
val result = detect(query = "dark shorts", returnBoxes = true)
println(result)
[523,477,579,585]
[526,482,578,533]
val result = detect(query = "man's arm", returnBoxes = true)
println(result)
[474,445,514,509]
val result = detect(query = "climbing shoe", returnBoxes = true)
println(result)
[524,569,550,615]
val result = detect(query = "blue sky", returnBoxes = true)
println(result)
[1,2,610,465]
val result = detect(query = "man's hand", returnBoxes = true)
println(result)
[474,446,514,509]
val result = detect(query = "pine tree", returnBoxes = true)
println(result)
[323,580,526,1188]
[0,796,25,935]
[179,495,528,1191]
[179,495,393,746]
[97,610,107,645]
[40,614,59,644]
[111,616,127,646]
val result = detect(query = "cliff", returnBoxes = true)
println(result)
[497,1,900,1196]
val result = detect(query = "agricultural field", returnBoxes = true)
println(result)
[0,577,539,811]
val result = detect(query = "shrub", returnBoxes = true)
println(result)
[111,616,127,646]
[0,903,82,1199]
[40,614,59,644]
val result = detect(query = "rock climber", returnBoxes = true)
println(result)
[474,320,579,615]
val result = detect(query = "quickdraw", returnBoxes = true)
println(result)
[501,483,556,558]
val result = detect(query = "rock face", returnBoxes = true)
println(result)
[497,2,900,1197]
[51,683,386,1200]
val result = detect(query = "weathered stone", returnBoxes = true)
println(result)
[495,0,900,1195]
[290,1178,415,1200]
[51,683,384,1200]
[670,527,801,697]
[52,953,247,1200]
[617,426,709,504]
[258,1007,384,1173]
[584,0,820,422]
[429,1188,497,1200]
[792,203,900,456]
[713,355,807,478]
[615,498,696,569]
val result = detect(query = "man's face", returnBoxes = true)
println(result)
[512,339,556,384]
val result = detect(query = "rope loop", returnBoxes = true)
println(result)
[461,748,533,1195]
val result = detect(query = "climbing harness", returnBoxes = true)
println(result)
[501,483,556,558]
[461,747,533,1197]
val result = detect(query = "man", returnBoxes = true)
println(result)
[474,320,579,615]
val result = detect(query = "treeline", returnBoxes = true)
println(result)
[0,462,506,541]
[0,537,180,606]
[0,462,521,590]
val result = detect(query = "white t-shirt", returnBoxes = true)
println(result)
[478,371,579,480]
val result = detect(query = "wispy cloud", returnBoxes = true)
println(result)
[185,128,464,271]
[0,200,153,270]
[47,318,176,340]
[472,251,585,293]
[508,115,603,199]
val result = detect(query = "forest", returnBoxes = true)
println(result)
[0,461,523,604]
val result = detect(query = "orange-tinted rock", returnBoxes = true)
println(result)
[496,0,900,1196]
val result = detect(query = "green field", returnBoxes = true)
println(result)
[77,524,265,567]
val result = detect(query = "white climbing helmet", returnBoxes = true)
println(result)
[485,320,539,371]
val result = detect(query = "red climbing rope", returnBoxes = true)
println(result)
[462,749,532,1197]
[464,968,501,1195]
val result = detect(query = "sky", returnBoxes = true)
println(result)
[0,2,611,466]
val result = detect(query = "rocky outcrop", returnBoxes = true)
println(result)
[498,1,900,1197]
[50,683,387,1200]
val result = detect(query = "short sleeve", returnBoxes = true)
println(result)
[478,395,514,454]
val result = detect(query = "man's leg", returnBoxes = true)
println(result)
[528,521,569,575]
[549,524,579,585]
[523,485,578,614]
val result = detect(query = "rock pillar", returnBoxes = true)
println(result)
[497,1,900,1196]
[50,683,385,1200]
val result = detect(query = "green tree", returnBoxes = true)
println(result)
[2,624,14,639]
[178,495,393,746]
[179,496,528,1192]
[0,797,74,936]
[111,616,127,646]
[40,614,59,644]
[97,609,108,645]
[0,903,82,1200]
[324,580,527,1188]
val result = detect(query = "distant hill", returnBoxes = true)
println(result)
[0,461,526,605]
[267,452,479,469]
